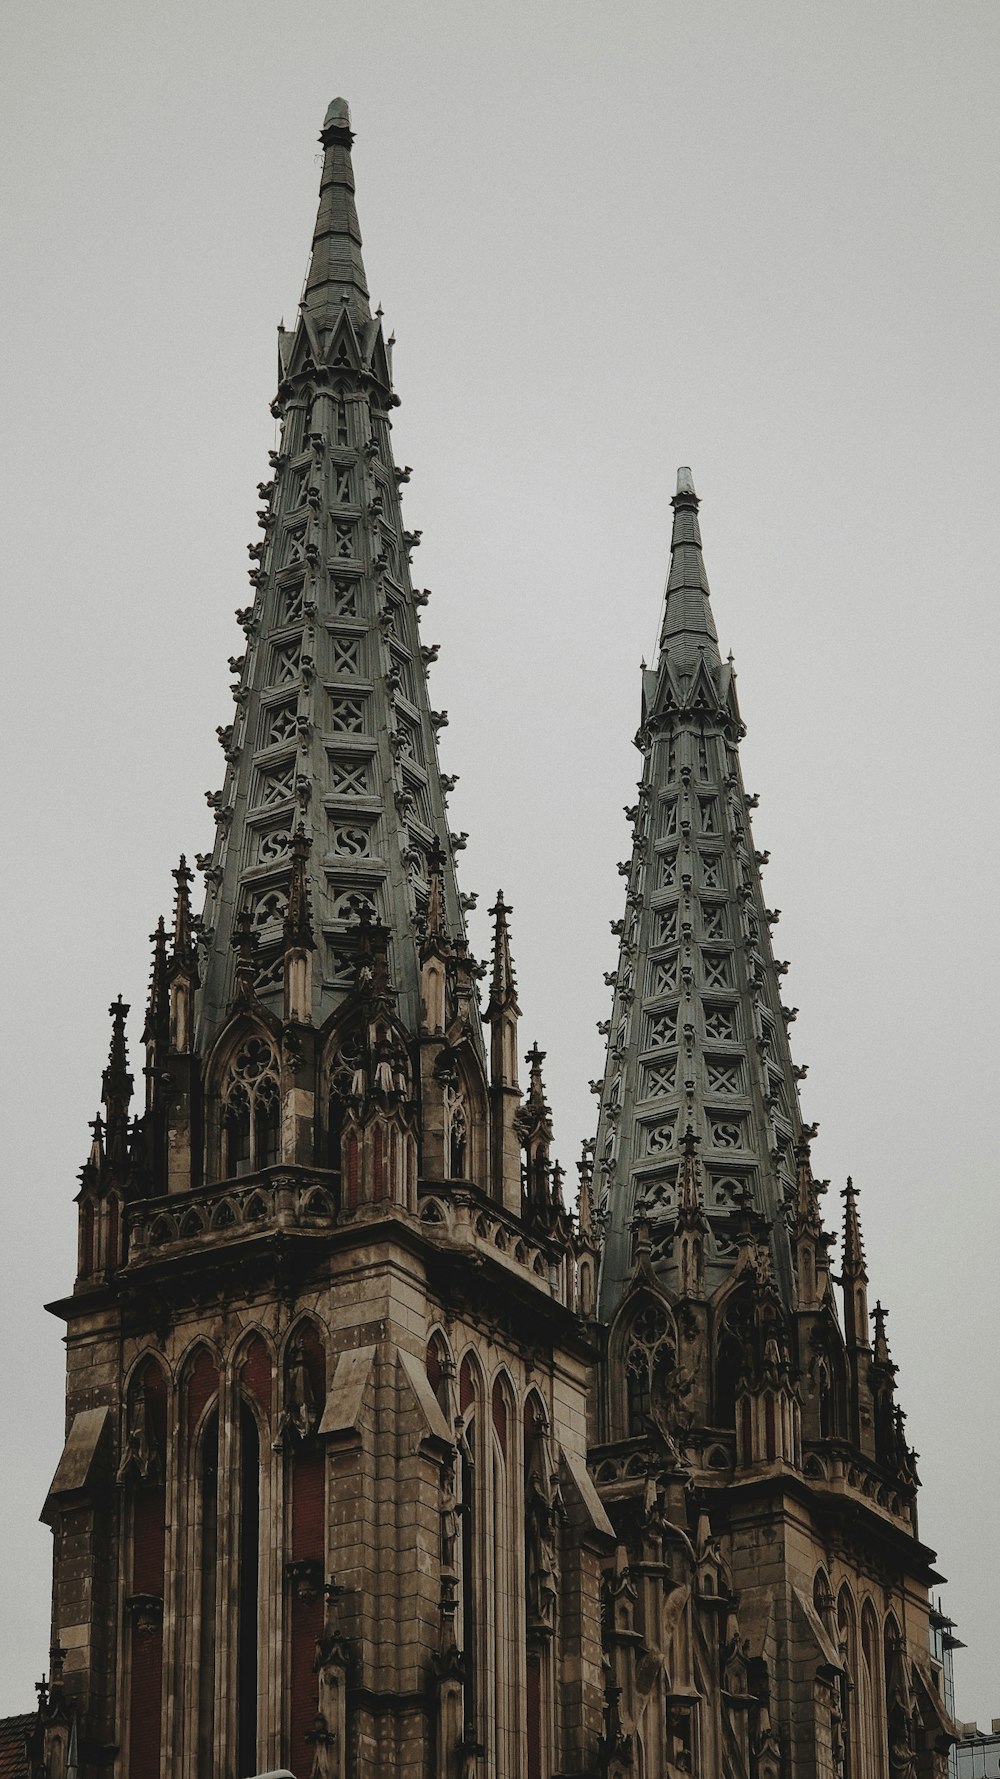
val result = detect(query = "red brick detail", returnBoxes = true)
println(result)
[291,1445,324,1562]
[289,1439,325,1776]
[491,1379,508,1455]
[185,1348,219,1438]
[132,1488,166,1596]
[526,1651,541,1779]
[343,1130,358,1211]
[288,1585,324,1779]
[240,1336,273,1419]
[128,1624,163,1779]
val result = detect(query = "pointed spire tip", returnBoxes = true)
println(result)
[322,97,353,137]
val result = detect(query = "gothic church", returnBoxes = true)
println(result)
[25,102,956,1779]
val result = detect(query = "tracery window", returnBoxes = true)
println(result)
[222,1036,280,1177]
[445,1083,468,1180]
[624,1300,672,1437]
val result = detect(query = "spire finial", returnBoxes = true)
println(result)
[170,855,197,973]
[488,890,518,1011]
[577,1139,595,1240]
[423,836,448,949]
[675,465,697,500]
[102,996,133,1175]
[871,1299,892,1366]
[283,824,316,952]
[143,916,169,1047]
[840,1175,868,1281]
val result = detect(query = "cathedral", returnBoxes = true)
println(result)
[22,101,956,1779]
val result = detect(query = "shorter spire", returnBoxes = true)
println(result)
[516,1042,554,1216]
[871,1300,893,1368]
[170,856,198,976]
[840,1176,868,1282]
[487,891,519,1014]
[577,1140,595,1242]
[102,996,133,1176]
[142,916,169,1047]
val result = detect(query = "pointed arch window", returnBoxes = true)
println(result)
[196,1409,219,1779]
[838,1586,858,1779]
[523,1394,558,1779]
[624,1300,672,1437]
[326,1026,364,1185]
[860,1601,887,1779]
[458,1356,483,1750]
[237,1401,261,1779]
[221,1035,280,1177]
[445,1084,468,1180]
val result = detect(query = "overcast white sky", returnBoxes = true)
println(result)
[2,0,998,1728]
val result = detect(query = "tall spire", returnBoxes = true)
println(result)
[595,471,805,1318]
[193,104,481,1057]
[304,99,370,331]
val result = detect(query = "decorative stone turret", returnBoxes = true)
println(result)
[486,890,522,1213]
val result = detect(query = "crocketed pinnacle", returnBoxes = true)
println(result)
[487,891,519,1014]
[304,99,370,331]
[595,471,805,1318]
[841,1176,868,1281]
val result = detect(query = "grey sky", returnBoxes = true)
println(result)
[2,0,997,1725]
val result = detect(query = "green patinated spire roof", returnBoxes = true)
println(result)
[193,103,479,1052]
[655,467,720,674]
[304,99,371,330]
[595,471,807,1318]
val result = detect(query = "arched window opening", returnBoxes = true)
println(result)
[287,1322,328,1779]
[626,1351,652,1436]
[221,1035,279,1178]
[237,1402,260,1779]
[715,1332,742,1429]
[125,1359,168,1779]
[837,1587,857,1779]
[426,1334,452,1418]
[196,1410,219,1779]
[446,1085,468,1181]
[254,1077,279,1169]
[224,1086,252,1177]
[764,1395,777,1462]
[458,1358,480,1742]
[80,1199,96,1277]
[818,1360,835,1439]
[326,1093,344,1172]
[860,1603,886,1779]
[108,1195,122,1270]
[326,1027,364,1179]
[491,1377,516,1777]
